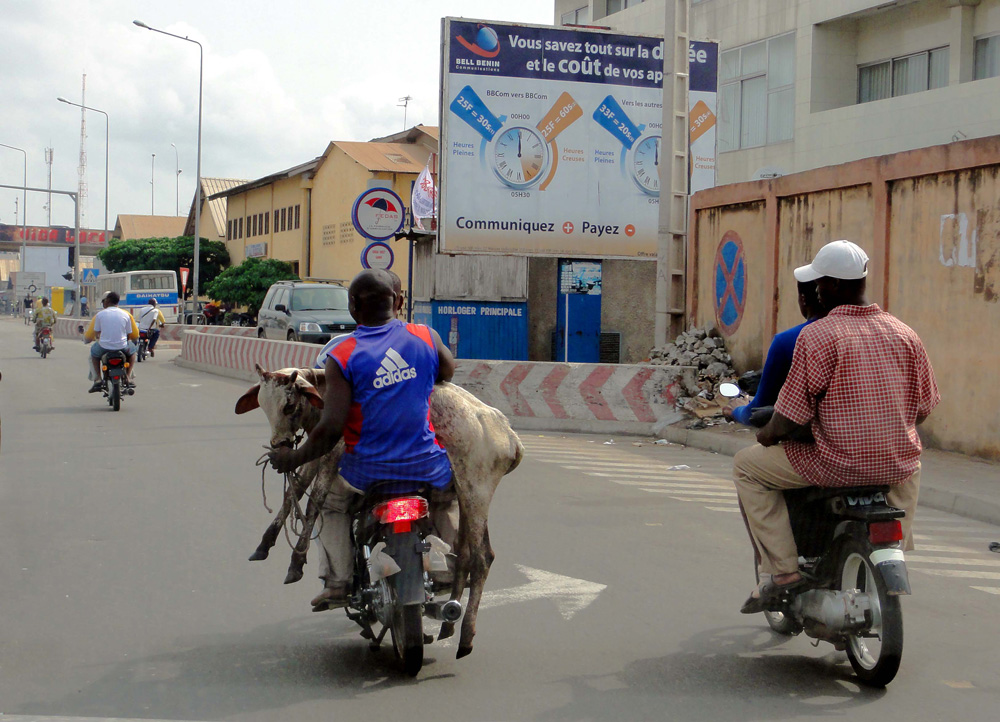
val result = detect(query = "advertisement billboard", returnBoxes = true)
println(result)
[689,41,719,195]
[440,18,665,259]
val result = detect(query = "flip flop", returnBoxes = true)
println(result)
[740,575,807,614]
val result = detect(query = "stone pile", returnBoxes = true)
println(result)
[647,326,740,428]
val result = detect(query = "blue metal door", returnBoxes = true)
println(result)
[554,260,601,362]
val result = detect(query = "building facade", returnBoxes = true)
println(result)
[555,0,1000,184]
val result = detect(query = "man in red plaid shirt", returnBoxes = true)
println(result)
[734,240,940,614]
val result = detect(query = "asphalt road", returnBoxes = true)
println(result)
[1,317,999,721]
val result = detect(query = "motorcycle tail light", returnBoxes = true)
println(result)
[108,358,124,367]
[373,497,429,525]
[869,520,903,545]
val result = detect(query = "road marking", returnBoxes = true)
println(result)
[909,544,981,554]
[564,467,723,482]
[705,506,742,512]
[907,555,1000,567]
[970,586,1000,595]
[479,565,606,620]
[606,480,735,491]
[641,488,736,497]
[914,569,1000,580]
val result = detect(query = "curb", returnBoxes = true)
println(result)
[655,423,1000,527]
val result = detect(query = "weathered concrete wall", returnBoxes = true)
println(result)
[527,257,558,361]
[601,259,656,363]
[689,135,1000,460]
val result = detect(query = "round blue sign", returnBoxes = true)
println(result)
[361,241,394,270]
[713,231,747,336]
[351,187,406,241]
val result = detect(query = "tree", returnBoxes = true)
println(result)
[205,257,299,316]
[97,236,231,297]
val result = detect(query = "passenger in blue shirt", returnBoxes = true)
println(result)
[727,281,825,426]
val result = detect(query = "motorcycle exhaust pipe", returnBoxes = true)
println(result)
[425,600,463,622]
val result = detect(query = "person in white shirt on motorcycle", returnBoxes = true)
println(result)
[33,297,57,351]
[85,291,139,392]
[136,298,166,357]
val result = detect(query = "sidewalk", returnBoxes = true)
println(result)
[658,423,1000,527]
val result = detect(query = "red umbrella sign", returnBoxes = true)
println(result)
[352,187,405,241]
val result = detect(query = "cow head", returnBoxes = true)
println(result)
[235,364,324,449]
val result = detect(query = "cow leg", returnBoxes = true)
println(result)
[284,475,333,584]
[456,514,492,659]
[250,474,309,561]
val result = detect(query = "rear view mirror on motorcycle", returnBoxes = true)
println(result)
[77,325,85,334]
[719,382,741,398]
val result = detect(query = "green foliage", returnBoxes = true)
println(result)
[97,236,230,297]
[205,257,299,315]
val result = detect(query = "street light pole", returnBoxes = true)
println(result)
[135,20,203,320]
[0,143,28,273]
[171,142,182,216]
[56,98,109,244]
[150,153,156,214]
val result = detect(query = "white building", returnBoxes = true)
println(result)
[554,0,1000,184]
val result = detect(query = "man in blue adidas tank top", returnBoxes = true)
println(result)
[269,269,456,610]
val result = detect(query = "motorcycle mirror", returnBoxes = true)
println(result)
[719,382,741,398]
[77,325,85,334]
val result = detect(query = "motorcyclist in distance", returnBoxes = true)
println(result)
[33,297,57,351]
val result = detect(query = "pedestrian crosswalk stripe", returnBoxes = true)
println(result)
[641,488,737,497]
[970,586,1000,595]
[578,470,725,483]
[914,569,1000,579]
[606,480,735,491]
[665,496,739,504]
[910,544,982,554]
[705,506,742,513]
[906,555,1000,567]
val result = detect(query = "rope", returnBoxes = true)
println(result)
[258,436,327,553]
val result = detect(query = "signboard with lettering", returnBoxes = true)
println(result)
[412,299,528,360]
[361,241,394,270]
[689,41,719,195]
[0,224,108,247]
[245,242,268,258]
[440,18,666,259]
[351,188,405,241]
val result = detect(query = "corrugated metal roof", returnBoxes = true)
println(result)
[114,215,188,241]
[333,141,429,173]
[207,160,320,201]
[187,177,251,238]
[370,125,439,144]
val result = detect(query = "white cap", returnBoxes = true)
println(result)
[794,240,869,282]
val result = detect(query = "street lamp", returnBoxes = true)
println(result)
[57,97,109,244]
[0,143,27,273]
[150,153,156,214]
[134,19,203,319]
[170,142,182,216]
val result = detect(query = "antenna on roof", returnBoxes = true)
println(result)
[398,95,413,130]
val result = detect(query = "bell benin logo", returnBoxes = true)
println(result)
[457,25,500,57]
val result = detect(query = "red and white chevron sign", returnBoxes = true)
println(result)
[453,361,694,424]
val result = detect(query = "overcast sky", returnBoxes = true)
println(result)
[0,0,553,232]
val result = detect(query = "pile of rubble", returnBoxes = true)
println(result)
[647,326,739,429]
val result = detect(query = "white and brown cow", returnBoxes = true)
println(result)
[235,364,523,658]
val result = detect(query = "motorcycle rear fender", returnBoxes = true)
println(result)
[383,529,426,606]
[870,547,911,596]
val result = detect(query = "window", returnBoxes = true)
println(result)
[281,207,287,231]
[238,217,243,238]
[975,35,1000,80]
[294,204,301,229]
[858,47,949,103]
[606,0,644,14]
[264,211,269,235]
[561,5,590,25]
[718,33,795,152]
[273,210,279,230]
[227,220,232,240]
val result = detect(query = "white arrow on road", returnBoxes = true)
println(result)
[478,564,606,620]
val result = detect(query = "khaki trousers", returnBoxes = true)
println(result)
[732,444,920,575]
[315,475,460,586]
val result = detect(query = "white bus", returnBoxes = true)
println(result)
[95,270,180,322]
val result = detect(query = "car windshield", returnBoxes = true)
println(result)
[290,286,349,311]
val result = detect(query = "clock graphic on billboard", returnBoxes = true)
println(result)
[449,85,582,191]
[593,95,661,197]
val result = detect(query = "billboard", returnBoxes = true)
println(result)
[440,18,665,259]
[689,41,719,195]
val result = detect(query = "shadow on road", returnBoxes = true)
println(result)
[539,624,887,721]
[11,614,456,719]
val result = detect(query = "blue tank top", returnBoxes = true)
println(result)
[328,319,451,492]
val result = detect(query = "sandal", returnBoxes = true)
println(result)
[740,574,807,614]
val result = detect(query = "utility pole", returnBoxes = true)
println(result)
[78,74,89,227]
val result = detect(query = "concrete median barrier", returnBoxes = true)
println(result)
[174,330,697,433]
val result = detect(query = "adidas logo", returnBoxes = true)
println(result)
[373,347,418,388]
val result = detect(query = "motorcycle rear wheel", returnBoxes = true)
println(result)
[390,602,424,677]
[839,539,903,686]
[110,379,121,411]
[40,344,47,359]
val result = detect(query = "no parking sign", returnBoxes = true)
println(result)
[713,230,746,336]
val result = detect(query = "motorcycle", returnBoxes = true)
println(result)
[36,327,54,359]
[719,383,910,686]
[137,329,150,362]
[341,482,461,677]
[99,350,134,411]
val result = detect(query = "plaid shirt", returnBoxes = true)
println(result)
[775,304,939,487]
